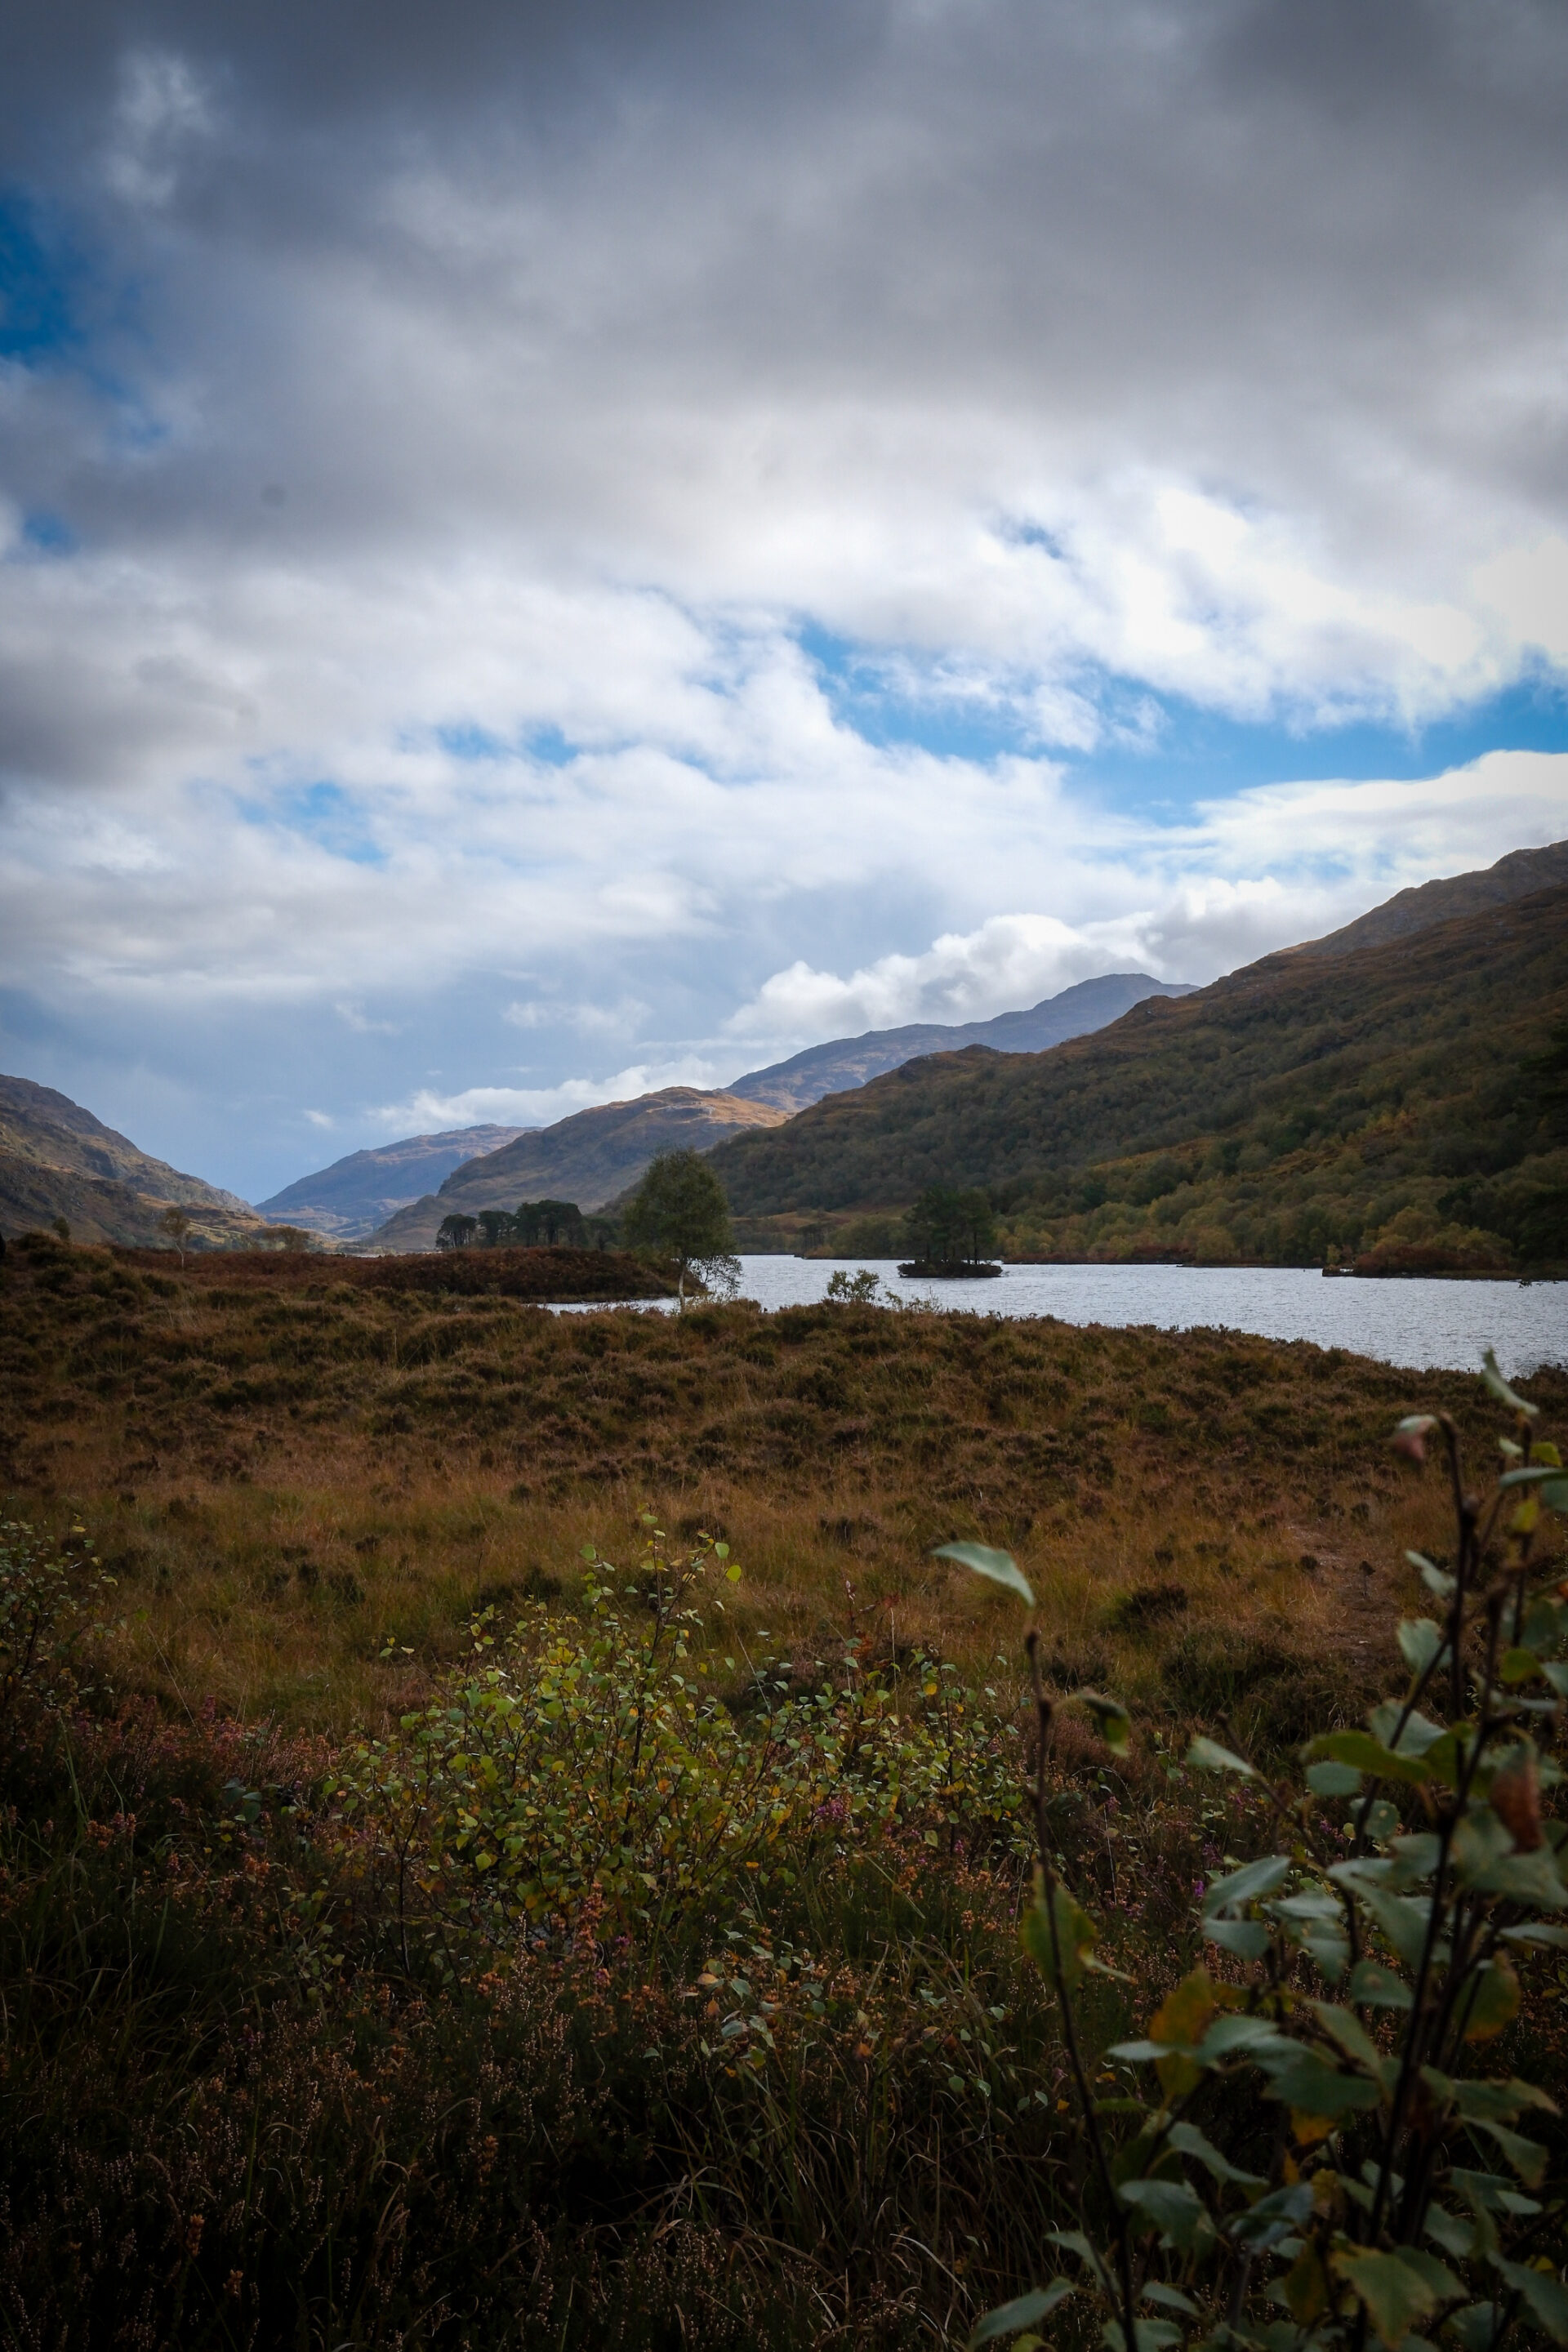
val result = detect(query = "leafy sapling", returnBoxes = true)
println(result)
[943,1349,1568,2352]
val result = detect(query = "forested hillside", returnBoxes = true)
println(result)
[709,881,1568,1270]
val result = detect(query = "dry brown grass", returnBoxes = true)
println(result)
[3,1228,1560,1742]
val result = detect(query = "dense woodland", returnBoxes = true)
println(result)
[710,884,1568,1272]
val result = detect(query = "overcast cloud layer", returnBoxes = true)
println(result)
[3,0,1567,1196]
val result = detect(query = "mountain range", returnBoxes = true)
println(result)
[2,840,1564,1263]
[706,862,1568,1272]
[257,969,1196,1241]
[724,970,1197,1111]
[0,1074,270,1250]
[361,1088,790,1250]
[256,1124,527,1241]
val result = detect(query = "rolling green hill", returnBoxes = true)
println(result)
[707,880,1568,1271]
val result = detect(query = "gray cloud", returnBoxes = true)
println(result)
[3,2,1567,1192]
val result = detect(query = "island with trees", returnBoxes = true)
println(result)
[897,1181,1002,1276]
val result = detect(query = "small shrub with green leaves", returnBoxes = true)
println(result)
[826,1267,885,1304]
[0,1518,116,1733]
[948,1348,1568,2352]
[329,1517,1027,1970]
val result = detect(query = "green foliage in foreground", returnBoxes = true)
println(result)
[956,1346,1568,2352]
[710,882,1568,1268]
[2,1352,1566,2348]
[331,1520,1027,1967]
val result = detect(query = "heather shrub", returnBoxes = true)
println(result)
[3,1352,1565,2349]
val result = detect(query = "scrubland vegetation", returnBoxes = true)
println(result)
[2,1229,1566,2348]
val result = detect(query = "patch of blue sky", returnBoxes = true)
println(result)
[239,781,387,866]
[432,721,585,768]
[0,982,67,1054]
[523,723,580,769]
[799,624,1051,764]
[1070,671,1568,817]
[436,722,508,761]
[997,518,1070,563]
[18,511,76,556]
[0,191,79,363]
[800,624,1568,817]
[1,188,167,470]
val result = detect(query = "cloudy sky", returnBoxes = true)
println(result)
[3,0,1567,1200]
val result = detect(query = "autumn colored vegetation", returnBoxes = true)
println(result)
[710,884,1568,1273]
[2,1230,1566,2347]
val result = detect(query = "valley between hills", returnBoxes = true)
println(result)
[2,840,1564,1277]
[2,849,1566,2345]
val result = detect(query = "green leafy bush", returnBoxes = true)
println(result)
[0,1517,115,1734]
[330,1518,1028,1968]
[957,1348,1568,2352]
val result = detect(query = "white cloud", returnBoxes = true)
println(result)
[5,2,1568,1196]
[1190,748,1568,893]
[728,915,1102,1040]
[335,1002,403,1035]
[503,996,650,1035]
[104,49,217,209]
[1473,538,1568,666]
[376,1057,724,1135]
[721,751,1568,1056]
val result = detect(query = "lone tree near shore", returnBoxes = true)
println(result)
[623,1150,738,1310]
[158,1205,192,1264]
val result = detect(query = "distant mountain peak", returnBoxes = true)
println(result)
[258,1122,529,1241]
[362,1087,788,1251]
[725,970,1196,1113]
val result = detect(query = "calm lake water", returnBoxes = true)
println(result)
[556,1258,1567,1378]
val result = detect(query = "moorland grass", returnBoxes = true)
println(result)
[5,1229,1557,1737]
[2,1231,1566,2348]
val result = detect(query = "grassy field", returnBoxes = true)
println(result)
[5,1229,1557,1738]
[2,1229,1566,2348]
